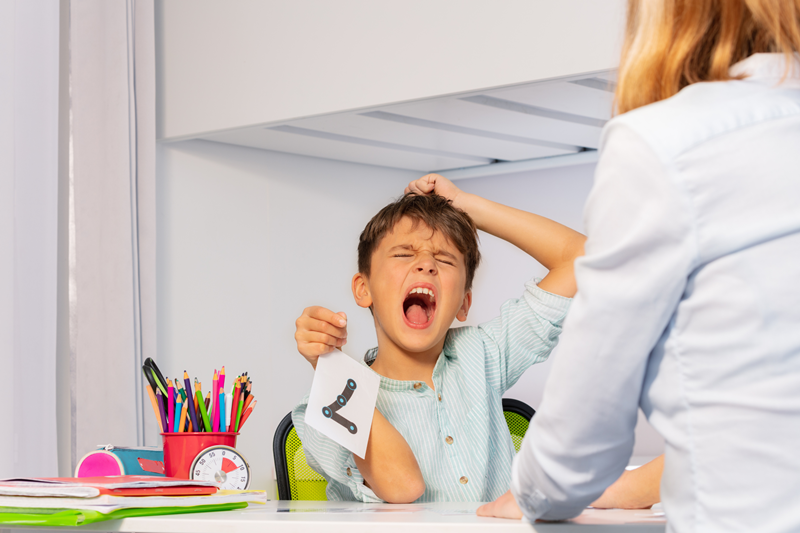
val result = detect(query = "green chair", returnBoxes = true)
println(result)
[273,398,536,500]
[273,413,328,501]
[501,398,535,453]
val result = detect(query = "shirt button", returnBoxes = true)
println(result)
[413,382,422,390]
[445,436,453,445]
[438,394,442,402]
[459,476,468,485]
[346,468,352,477]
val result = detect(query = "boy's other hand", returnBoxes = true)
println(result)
[295,306,348,370]
[405,173,464,208]
[476,489,523,520]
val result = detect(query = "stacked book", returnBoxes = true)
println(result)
[0,476,266,526]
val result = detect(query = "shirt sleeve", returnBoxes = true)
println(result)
[478,279,571,394]
[511,124,697,520]
[291,396,384,503]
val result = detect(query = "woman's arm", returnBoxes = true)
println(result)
[406,174,585,297]
[510,125,694,521]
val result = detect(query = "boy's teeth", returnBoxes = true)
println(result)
[410,287,435,302]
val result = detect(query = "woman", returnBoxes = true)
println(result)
[479,1,800,531]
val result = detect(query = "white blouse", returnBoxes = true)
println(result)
[511,53,800,533]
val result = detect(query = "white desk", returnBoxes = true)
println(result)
[3,501,666,533]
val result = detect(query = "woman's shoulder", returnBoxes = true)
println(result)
[603,76,800,165]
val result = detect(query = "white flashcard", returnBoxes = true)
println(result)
[305,349,380,459]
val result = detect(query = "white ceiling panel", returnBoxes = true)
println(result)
[193,72,617,171]
[593,71,618,82]
[292,113,575,162]
[491,81,614,121]
[384,97,603,149]
[202,127,491,172]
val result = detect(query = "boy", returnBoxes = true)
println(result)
[293,173,585,504]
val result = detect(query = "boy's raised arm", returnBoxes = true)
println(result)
[406,174,585,298]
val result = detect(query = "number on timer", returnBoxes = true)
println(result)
[189,445,251,490]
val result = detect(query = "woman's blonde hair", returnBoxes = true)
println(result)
[616,0,800,114]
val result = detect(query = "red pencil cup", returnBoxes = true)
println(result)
[161,432,238,479]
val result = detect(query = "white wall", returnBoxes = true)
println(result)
[157,140,417,496]
[157,143,664,496]
[156,0,626,140]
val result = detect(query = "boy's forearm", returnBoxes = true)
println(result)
[353,408,425,503]
[456,192,585,274]
[591,455,664,509]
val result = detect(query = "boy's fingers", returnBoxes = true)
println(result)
[306,306,348,327]
[302,343,336,357]
[300,331,344,347]
[405,175,437,196]
[307,317,347,339]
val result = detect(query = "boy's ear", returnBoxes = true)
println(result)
[455,290,472,322]
[352,272,373,309]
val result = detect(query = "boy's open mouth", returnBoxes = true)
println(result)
[402,286,437,328]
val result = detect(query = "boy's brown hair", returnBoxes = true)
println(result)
[358,193,481,290]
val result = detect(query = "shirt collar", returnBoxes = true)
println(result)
[729,52,800,81]
[361,333,458,391]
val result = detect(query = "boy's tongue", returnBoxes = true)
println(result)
[405,304,428,325]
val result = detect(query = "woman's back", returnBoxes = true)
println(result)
[611,53,800,532]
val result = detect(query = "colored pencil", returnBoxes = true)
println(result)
[243,379,251,402]
[242,392,254,414]
[238,400,256,430]
[234,383,245,432]
[178,399,188,433]
[183,371,199,434]
[219,389,226,433]
[194,378,202,430]
[229,380,241,432]
[219,366,226,393]
[167,379,174,433]
[156,389,168,433]
[197,388,211,432]
[174,394,183,433]
[204,393,210,412]
[211,370,219,432]
[175,379,186,401]
[145,384,163,432]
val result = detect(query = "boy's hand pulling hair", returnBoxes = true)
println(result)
[295,306,348,370]
[405,173,463,207]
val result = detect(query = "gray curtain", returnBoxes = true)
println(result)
[67,0,158,469]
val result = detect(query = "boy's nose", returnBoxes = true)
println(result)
[415,258,437,275]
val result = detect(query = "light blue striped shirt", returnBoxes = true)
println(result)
[293,279,571,502]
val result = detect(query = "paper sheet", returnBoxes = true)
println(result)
[305,349,380,459]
